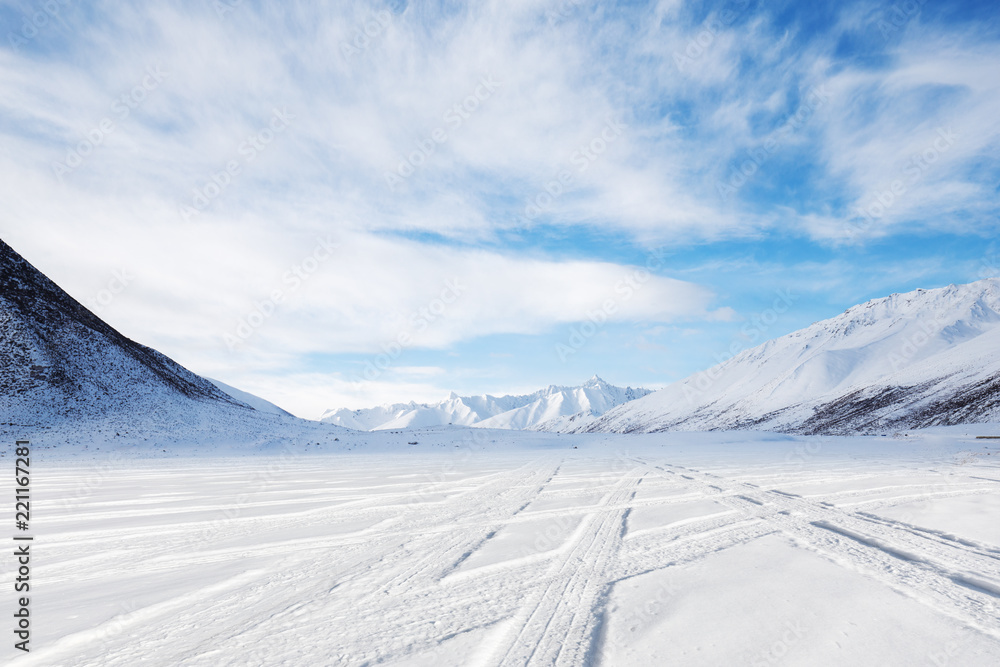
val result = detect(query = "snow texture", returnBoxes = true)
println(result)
[4,428,1000,666]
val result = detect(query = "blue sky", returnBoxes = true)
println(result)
[2,0,999,417]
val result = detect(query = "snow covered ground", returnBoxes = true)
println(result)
[6,427,1000,666]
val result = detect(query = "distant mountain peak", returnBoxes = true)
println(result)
[321,377,652,431]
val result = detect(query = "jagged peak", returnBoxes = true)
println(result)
[320,377,653,431]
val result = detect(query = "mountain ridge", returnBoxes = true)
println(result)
[0,237,356,454]
[320,375,652,431]
[0,237,258,426]
[561,279,1000,435]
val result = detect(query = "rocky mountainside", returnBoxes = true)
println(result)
[1,237,355,453]
[0,238,252,424]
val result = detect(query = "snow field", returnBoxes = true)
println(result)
[5,431,1000,666]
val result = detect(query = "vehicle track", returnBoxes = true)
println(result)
[490,464,646,666]
[642,460,1000,641]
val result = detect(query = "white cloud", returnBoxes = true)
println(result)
[20,222,719,354]
[4,1,997,249]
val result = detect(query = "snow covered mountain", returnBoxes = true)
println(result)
[320,376,652,431]
[0,237,248,425]
[571,279,1000,435]
[0,237,346,452]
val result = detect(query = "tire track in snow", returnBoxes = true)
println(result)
[183,460,563,666]
[490,464,646,666]
[647,461,1000,641]
[49,461,558,666]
